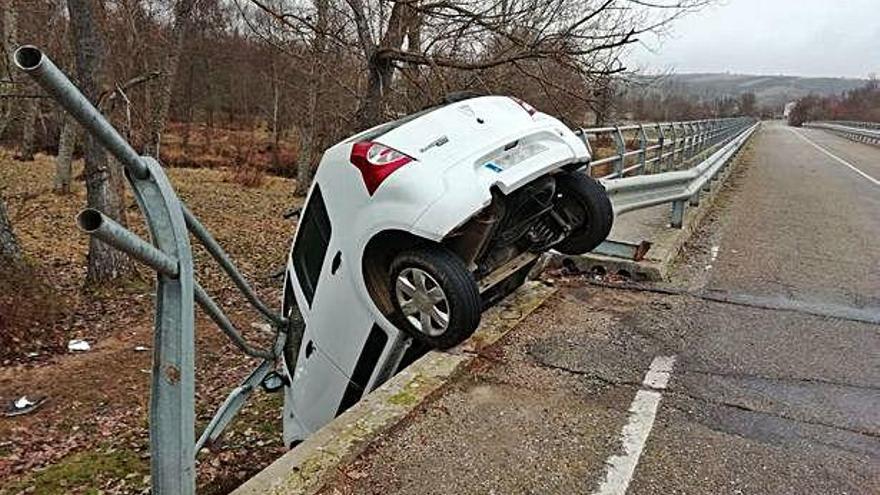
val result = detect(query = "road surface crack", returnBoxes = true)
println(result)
[664,389,880,440]
[583,279,880,325]
[680,368,880,392]
[528,357,644,388]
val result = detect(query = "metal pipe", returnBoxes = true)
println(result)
[79,208,275,359]
[14,46,149,180]
[193,283,274,360]
[77,209,179,277]
[80,206,274,359]
[182,206,286,327]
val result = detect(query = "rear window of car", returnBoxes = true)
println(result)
[292,185,331,307]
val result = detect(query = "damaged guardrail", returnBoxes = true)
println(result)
[805,121,880,146]
[14,45,295,495]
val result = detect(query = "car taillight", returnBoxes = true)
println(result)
[509,96,537,116]
[350,141,414,195]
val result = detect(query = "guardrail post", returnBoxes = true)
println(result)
[701,121,710,152]
[681,123,692,164]
[656,124,666,173]
[637,124,648,175]
[687,122,697,160]
[612,126,626,177]
[695,121,704,154]
[669,123,678,168]
[131,158,196,495]
[670,200,685,228]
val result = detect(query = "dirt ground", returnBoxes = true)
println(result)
[0,149,302,494]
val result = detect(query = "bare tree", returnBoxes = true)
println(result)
[294,0,329,196]
[67,0,133,283]
[143,0,201,157]
[2,0,39,161]
[738,91,756,116]
[249,0,708,129]
[54,115,76,194]
[0,1,14,140]
[19,96,37,160]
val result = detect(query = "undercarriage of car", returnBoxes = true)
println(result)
[444,168,610,286]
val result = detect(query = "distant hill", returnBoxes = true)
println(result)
[631,73,867,110]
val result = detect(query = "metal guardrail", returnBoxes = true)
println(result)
[577,118,757,233]
[815,120,880,130]
[14,46,294,495]
[805,121,880,146]
[578,117,755,180]
[600,122,759,228]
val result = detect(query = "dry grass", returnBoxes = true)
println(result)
[160,122,301,178]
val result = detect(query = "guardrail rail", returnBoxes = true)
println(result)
[805,121,880,146]
[578,117,758,230]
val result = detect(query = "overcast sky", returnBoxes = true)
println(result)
[627,0,880,79]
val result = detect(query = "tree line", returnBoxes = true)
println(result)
[788,78,880,127]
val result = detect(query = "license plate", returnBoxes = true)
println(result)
[484,142,548,171]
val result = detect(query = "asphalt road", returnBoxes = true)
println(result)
[320,122,880,495]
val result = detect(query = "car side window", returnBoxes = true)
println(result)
[292,185,332,307]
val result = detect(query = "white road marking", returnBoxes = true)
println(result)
[593,355,677,495]
[788,128,880,187]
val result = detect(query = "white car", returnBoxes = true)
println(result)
[280,95,612,445]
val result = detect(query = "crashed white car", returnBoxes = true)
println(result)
[280,95,612,445]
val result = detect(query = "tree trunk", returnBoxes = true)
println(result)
[54,115,76,194]
[67,0,133,284]
[356,60,392,129]
[294,0,329,195]
[143,0,198,157]
[3,0,37,158]
[0,2,13,141]
[294,129,313,196]
[271,60,281,170]
[353,1,411,129]
[0,194,22,263]
[19,99,37,161]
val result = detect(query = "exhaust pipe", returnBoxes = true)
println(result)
[14,46,149,180]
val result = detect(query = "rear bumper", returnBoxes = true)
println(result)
[412,136,587,240]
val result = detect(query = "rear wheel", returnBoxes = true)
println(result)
[389,245,481,350]
[553,172,614,255]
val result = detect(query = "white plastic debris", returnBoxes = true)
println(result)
[250,322,274,334]
[4,395,47,417]
[68,339,91,352]
[134,346,149,352]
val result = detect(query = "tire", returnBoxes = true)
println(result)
[389,245,481,350]
[553,171,614,255]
